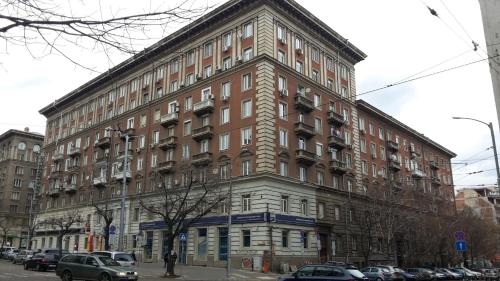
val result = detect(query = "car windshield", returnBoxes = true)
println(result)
[115,253,134,261]
[97,256,121,266]
[348,269,365,278]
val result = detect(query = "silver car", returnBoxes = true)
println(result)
[91,251,136,267]
[13,250,33,264]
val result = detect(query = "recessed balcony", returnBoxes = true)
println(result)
[156,160,176,174]
[294,122,315,138]
[329,159,348,175]
[294,95,315,113]
[192,152,213,166]
[192,125,214,141]
[158,136,177,150]
[387,140,400,152]
[193,99,215,116]
[388,159,401,171]
[295,149,316,166]
[328,134,347,150]
[160,113,179,127]
[430,161,440,170]
[64,183,77,193]
[95,136,111,148]
[327,110,345,126]
[93,176,107,188]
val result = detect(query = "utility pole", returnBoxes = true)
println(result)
[117,132,130,252]
[27,152,44,250]
[226,164,232,279]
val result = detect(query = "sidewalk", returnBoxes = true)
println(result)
[135,262,280,281]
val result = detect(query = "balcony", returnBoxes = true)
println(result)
[64,183,77,193]
[192,152,213,166]
[329,159,348,175]
[294,122,315,138]
[52,152,64,161]
[411,169,425,179]
[294,95,315,113]
[48,188,60,197]
[93,176,107,188]
[328,134,347,150]
[68,146,81,157]
[431,177,441,186]
[430,161,440,170]
[388,159,401,171]
[96,155,109,164]
[327,110,345,126]
[160,113,179,127]
[192,125,214,141]
[387,140,399,152]
[49,170,63,179]
[193,99,215,115]
[159,136,177,150]
[117,149,134,159]
[67,164,80,173]
[113,170,132,182]
[95,136,111,148]
[295,149,316,166]
[156,160,176,174]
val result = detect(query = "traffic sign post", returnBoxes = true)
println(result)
[179,232,187,242]
[455,231,465,241]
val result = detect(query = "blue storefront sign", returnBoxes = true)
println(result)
[139,212,316,230]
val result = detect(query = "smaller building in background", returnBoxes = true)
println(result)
[0,128,44,248]
[455,187,499,224]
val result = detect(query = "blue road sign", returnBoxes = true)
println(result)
[455,231,465,241]
[455,241,467,252]
[109,225,116,235]
[179,233,187,241]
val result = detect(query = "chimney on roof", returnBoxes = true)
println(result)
[24,127,29,132]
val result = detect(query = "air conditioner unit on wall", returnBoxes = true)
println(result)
[280,89,288,97]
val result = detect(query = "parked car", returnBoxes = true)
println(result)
[436,268,461,280]
[376,265,405,281]
[405,268,432,281]
[324,262,368,281]
[394,268,420,281]
[24,249,69,271]
[5,248,20,260]
[277,265,362,281]
[451,268,475,279]
[91,251,136,267]
[13,250,34,264]
[56,254,138,281]
[0,246,15,259]
[483,269,498,281]
[360,267,392,281]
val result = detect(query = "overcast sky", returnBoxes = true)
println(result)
[0,0,496,190]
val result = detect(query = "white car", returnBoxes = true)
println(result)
[91,251,136,267]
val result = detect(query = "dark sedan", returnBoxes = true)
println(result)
[24,253,58,271]
[277,264,360,281]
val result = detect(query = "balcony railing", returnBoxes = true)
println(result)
[117,149,134,159]
[156,160,176,174]
[328,134,347,150]
[67,163,80,173]
[192,125,214,141]
[113,170,132,181]
[295,149,316,166]
[192,152,213,166]
[193,99,215,115]
[64,183,77,193]
[160,113,179,127]
[52,152,64,161]
[68,146,81,157]
[431,177,441,186]
[387,140,399,151]
[329,159,348,174]
[93,176,107,187]
[327,110,345,126]
[95,136,111,148]
[294,122,315,138]
[411,169,425,178]
[158,136,177,150]
[388,159,401,171]
[49,170,63,179]
[48,188,61,197]
[294,94,315,113]
[429,161,440,170]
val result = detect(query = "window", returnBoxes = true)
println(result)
[154,109,161,122]
[14,179,22,187]
[186,50,195,65]
[184,121,192,136]
[223,32,232,48]
[184,96,192,111]
[243,22,253,38]
[342,108,349,124]
[241,100,252,118]
[242,229,251,247]
[318,202,325,219]
[15,166,24,175]
[279,161,288,177]
[219,164,229,180]
[341,87,348,98]
[137,158,143,171]
[327,79,334,90]
[241,160,251,176]
[279,129,288,147]
[315,118,322,134]
[295,37,303,51]
[282,230,289,248]
[378,128,385,140]
[332,176,339,189]
[314,94,321,108]
[170,58,179,74]
[9,205,17,213]
[11,192,20,200]
[317,170,325,185]
[186,73,194,86]
[316,143,323,158]
[277,25,286,42]
[279,102,288,120]
[361,160,368,175]
[203,65,212,78]
[295,60,303,73]
[200,139,209,153]
[299,166,307,182]
[312,47,320,62]
[133,208,140,222]
[300,199,308,215]
[127,118,134,129]
[360,139,366,153]
[242,194,251,212]
[222,57,232,71]
[345,154,352,168]
[197,228,208,260]
[170,80,178,92]
[219,133,229,151]
[243,47,253,61]
[370,143,377,158]
[312,70,319,82]
[334,206,341,220]
[220,107,230,124]
[281,195,288,213]
[278,76,287,92]
[277,50,286,64]
[327,57,337,71]
[151,154,158,168]
[372,163,377,177]
[182,145,190,160]
[152,131,159,144]
[203,42,213,57]
[242,73,252,91]
[380,147,386,160]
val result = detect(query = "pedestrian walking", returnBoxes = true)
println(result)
[171,250,178,265]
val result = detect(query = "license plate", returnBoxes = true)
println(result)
[128,277,136,280]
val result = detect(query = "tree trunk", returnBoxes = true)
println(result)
[57,233,64,258]
[104,225,110,251]
[165,233,176,276]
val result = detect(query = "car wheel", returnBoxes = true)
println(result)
[99,273,111,281]
[62,270,73,281]
[377,278,383,281]
[35,264,41,271]
[24,263,29,270]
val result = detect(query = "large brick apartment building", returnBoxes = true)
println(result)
[0,128,44,247]
[34,0,455,268]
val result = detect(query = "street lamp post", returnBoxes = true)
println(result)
[452,116,500,193]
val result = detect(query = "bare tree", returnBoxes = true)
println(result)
[0,218,11,249]
[42,212,82,258]
[91,192,115,251]
[355,200,377,266]
[139,169,224,277]
[0,0,211,69]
